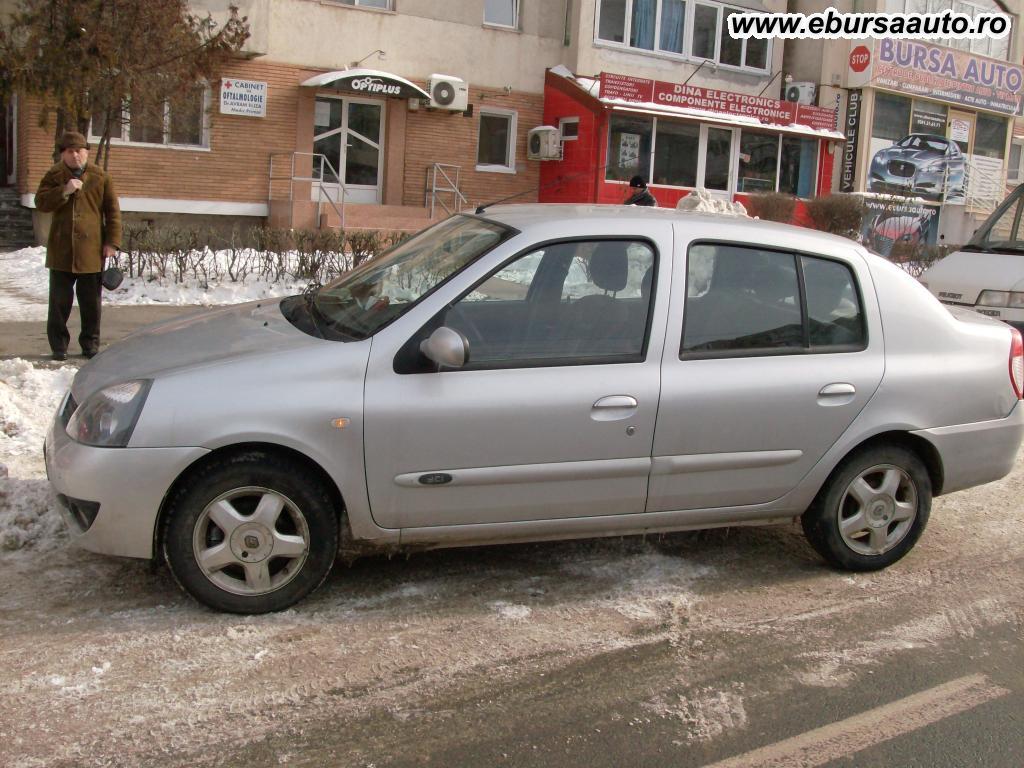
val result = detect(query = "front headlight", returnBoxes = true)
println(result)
[977,290,1024,308]
[66,380,152,447]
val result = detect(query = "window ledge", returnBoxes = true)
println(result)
[315,1,396,14]
[482,22,522,33]
[88,139,212,153]
[476,164,517,174]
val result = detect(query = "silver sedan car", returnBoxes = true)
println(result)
[45,206,1024,613]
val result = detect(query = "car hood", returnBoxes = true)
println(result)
[73,299,321,400]
[874,147,939,163]
[923,250,1024,303]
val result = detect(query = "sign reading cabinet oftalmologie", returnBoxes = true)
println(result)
[220,79,268,117]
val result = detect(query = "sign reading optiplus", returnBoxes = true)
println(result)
[599,72,838,132]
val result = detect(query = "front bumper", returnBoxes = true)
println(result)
[45,410,209,559]
[912,401,1024,495]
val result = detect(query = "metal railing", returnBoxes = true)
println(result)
[962,158,1006,217]
[425,163,468,218]
[269,152,346,229]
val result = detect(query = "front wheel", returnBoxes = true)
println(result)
[163,452,339,613]
[802,445,931,571]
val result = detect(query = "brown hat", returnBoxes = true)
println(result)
[58,131,89,151]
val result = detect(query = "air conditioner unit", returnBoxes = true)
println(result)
[784,82,817,105]
[427,74,469,111]
[528,126,562,161]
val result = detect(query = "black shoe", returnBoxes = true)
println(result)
[52,351,67,361]
[82,348,98,359]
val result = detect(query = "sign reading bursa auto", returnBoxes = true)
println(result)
[599,72,839,133]
[220,79,268,117]
[848,39,1023,116]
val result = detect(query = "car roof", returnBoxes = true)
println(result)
[475,203,865,254]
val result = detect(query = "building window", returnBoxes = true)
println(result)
[559,117,580,141]
[89,86,209,149]
[653,121,699,187]
[596,0,769,73]
[975,114,1008,159]
[477,109,517,172]
[1008,139,1024,183]
[738,132,779,193]
[607,114,653,182]
[779,137,818,198]
[872,93,911,142]
[889,0,1011,60]
[337,0,392,8]
[485,0,518,27]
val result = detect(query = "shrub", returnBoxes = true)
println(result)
[804,194,865,240]
[744,192,797,223]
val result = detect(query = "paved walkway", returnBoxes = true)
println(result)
[0,304,208,363]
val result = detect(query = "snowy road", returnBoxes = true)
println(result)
[1,361,1022,767]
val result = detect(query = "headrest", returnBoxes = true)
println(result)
[589,243,628,292]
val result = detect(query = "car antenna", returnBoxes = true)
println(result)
[475,163,615,215]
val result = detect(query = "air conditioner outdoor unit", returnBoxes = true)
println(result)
[427,74,469,111]
[784,82,817,105]
[528,126,562,160]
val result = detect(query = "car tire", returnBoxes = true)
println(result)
[801,445,931,572]
[163,451,339,614]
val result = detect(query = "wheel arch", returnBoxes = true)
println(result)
[153,442,348,563]
[833,430,945,497]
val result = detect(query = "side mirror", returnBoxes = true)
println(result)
[419,326,469,369]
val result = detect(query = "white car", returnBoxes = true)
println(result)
[922,184,1024,329]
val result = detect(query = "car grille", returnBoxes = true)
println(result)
[887,160,916,178]
[60,392,77,428]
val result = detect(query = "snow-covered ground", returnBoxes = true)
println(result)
[0,246,308,321]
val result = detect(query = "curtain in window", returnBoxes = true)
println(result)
[659,0,686,53]
[630,0,656,50]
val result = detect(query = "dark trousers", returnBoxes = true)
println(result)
[47,270,102,355]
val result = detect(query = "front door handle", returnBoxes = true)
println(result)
[591,395,638,422]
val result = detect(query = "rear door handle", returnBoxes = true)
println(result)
[817,382,856,406]
[591,395,638,421]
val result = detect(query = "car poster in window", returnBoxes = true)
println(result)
[860,196,939,259]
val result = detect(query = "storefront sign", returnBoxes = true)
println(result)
[950,118,971,144]
[220,79,267,117]
[840,90,862,193]
[599,72,838,133]
[325,72,428,100]
[911,105,945,134]
[848,39,1024,116]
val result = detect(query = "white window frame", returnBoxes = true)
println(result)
[476,108,518,174]
[559,116,580,141]
[1007,138,1024,183]
[484,0,519,29]
[593,0,771,75]
[88,87,211,151]
[337,0,394,10]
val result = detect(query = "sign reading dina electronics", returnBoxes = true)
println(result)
[848,40,1023,115]
[220,79,267,117]
[599,72,838,132]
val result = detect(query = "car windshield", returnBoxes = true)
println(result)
[311,215,511,339]
[897,136,948,152]
[968,186,1024,254]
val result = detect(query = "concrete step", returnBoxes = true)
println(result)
[321,203,439,232]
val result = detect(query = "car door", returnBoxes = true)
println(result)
[362,227,671,529]
[648,233,884,512]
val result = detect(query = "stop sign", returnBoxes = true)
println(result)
[850,46,871,73]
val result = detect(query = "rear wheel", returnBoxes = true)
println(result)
[163,452,338,613]
[802,445,931,571]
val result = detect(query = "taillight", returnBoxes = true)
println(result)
[1010,328,1024,400]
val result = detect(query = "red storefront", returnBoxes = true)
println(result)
[538,68,844,210]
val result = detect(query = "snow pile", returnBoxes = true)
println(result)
[675,188,748,217]
[0,359,76,551]
[0,246,306,322]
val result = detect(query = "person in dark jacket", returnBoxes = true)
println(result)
[624,175,657,207]
[35,131,121,361]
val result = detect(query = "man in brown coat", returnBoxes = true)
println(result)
[35,131,121,361]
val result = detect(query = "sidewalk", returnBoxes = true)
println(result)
[0,304,208,363]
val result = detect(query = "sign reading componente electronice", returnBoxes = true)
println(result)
[599,72,839,132]
[847,39,1024,115]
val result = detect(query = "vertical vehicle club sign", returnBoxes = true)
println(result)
[841,90,862,193]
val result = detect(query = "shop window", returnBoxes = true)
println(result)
[872,93,911,142]
[738,132,779,193]
[779,137,818,198]
[1008,139,1024,183]
[559,117,580,141]
[596,0,768,72]
[90,87,208,149]
[910,100,947,135]
[484,0,518,28]
[653,121,699,187]
[607,114,653,182]
[477,109,517,173]
[975,114,1008,160]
